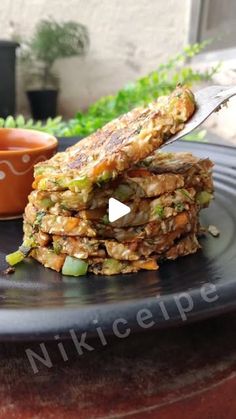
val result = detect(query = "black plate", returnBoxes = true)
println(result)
[1,139,236,341]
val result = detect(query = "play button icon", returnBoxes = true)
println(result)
[108,198,131,223]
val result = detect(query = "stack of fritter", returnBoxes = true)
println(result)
[22,86,214,276]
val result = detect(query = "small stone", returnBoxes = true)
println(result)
[3,266,15,275]
[208,225,220,237]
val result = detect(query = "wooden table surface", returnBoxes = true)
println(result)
[0,311,236,419]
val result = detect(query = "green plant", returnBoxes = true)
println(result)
[3,42,219,140]
[20,19,89,89]
[60,42,220,137]
[0,115,64,136]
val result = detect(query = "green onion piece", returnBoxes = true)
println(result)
[154,205,164,218]
[68,176,92,191]
[196,191,213,205]
[53,241,62,255]
[38,178,48,190]
[40,198,53,209]
[22,238,35,249]
[57,177,70,188]
[97,171,112,184]
[62,256,88,276]
[6,250,25,266]
[34,210,46,227]
[102,259,122,274]
[180,189,194,201]
[34,165,56,176]
[96,172,112,187]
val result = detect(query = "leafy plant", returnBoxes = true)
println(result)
[3,42,219,141]
[60,42,220,137]
[20,19,89,90]
[0,115,64,136]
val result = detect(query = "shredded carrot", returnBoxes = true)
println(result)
[32,175,44,189]
[65,218,79,232]
[175,212,188,227]
[92,160,116,177]
[134,259,159,270]
[51,254,66,272]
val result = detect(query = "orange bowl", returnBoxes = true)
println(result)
[0,128,58,219]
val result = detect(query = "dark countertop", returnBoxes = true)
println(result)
[1,311,236,418]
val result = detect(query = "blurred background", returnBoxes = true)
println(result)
[0,0,236,141]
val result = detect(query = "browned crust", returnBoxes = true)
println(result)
[33,86,195,191]
[30,233,200,275]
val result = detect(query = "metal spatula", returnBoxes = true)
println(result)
[164,85,236,146]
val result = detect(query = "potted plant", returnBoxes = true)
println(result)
[20,19,89,120]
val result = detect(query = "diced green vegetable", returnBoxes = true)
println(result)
[196,191,213,205]
[22,238,35,249]
[40,198,53,209]
[102,259,122,275]
[97,171,112,185]
[114,184,132,201]
[154,205,164,218]
[37,167,54,176]
[59,203,70,211]
[34,165,57,176]
[53,241,63,255]
[34,211,46,226]
[68,176,92,191]
[6,250,25,266]
[37,178,49,190]
[57,177,70,188]
[62,256,88,276]
[180,189,194,201]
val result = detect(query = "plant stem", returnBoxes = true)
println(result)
[42,64,51,89]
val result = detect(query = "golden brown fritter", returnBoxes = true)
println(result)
[33,86,195,193]
[29,152,213,212]
[30,233,200,275]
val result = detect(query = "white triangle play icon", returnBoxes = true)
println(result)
[108,198,131,223]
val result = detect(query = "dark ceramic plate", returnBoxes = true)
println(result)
[0,139,236,341]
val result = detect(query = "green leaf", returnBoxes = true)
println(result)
[15,115,25,127]
[4,116,16,128]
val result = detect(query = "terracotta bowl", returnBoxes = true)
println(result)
[0,128,58,219]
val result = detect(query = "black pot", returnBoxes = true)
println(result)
[0,40,19,118]
[27,89,58,120]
